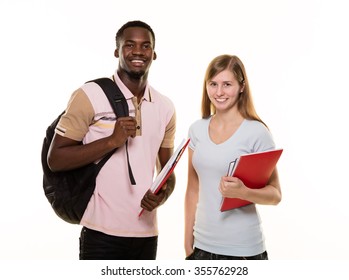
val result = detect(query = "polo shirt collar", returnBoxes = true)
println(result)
[113,72,153,103]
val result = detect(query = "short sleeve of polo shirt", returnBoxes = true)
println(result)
[55,88,95,141]
[161,110,176,148]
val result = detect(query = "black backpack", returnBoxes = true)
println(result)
[41,78,135,224]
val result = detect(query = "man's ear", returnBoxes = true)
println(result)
[153,51,157,61]
[114,49,119,58]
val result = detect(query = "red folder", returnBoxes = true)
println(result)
[220,149,283,211]
[138,138,190,217]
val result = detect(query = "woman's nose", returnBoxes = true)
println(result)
[215,86,224,96]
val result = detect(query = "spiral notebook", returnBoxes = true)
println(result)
[220,148,283,211]
[138,138,190,217]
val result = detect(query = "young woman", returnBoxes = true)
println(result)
[185,55,281,260]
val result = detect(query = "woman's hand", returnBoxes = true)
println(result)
[219,176,247,199]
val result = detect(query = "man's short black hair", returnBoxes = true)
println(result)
[115,20,155,48]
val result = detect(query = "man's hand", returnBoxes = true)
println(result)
[111,116,137,147]
[140,185,167,212]
[140,167,176,212]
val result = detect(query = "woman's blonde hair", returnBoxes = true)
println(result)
[201,54,267,127]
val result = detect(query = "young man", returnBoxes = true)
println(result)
[47,20,176,260]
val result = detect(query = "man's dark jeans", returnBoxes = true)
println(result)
[79,227,158,260]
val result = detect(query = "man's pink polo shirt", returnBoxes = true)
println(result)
[56,73,176,237]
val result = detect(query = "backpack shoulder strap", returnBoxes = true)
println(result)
[87,77,129,117]
[86,77,136,185]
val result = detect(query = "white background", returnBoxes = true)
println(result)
[1,0,348,261]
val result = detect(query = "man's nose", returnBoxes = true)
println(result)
[132,45,143,54]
